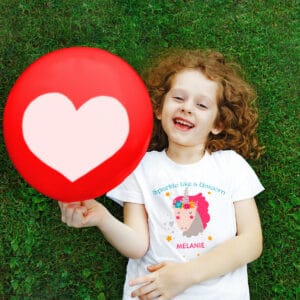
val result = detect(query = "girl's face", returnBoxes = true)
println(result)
[156,69,221,152]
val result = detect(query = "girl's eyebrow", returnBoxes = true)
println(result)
[196,95,213,103]
[170,88,186,94]
[171,88,213,103]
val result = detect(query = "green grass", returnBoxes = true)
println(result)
[0,0,299,299]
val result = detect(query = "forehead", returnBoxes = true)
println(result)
[170,69,219,102]
[172,69,218,89]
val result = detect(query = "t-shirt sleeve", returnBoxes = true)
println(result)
[106,169,144,206]
[229,151,264,202]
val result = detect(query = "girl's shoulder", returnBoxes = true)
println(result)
[208,150,251,170]
[209,149,245,161]
[209,150,260,183]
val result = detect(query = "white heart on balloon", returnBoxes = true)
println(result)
[22,92,129,182]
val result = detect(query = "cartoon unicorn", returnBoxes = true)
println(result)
[173,188,210,237]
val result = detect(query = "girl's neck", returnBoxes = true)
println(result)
[166,144,205,164]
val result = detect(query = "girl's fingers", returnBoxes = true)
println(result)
[147,262,165,272]
[144,289,162,300]
[129,273,155,287]
[83,199,97,209]
[64,203,81,226]
[58,201,93,227]
[131,282,156,298]
[65,208,74,226]
[58,202,68,223]
[72,206,87,227]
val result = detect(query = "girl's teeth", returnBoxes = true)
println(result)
[175,119,194,128]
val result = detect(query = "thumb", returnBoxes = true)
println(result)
[147,262,166,272]
[80,207,97,226]
[82,199,97,209]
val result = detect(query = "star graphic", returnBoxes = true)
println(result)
[166,235,172,242]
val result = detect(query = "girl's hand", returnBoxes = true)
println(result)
[58,199,107,228]
[130,261,191,300]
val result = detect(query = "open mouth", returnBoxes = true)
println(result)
[173,118,195,130]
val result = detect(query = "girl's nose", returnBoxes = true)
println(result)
[181,99,193,114]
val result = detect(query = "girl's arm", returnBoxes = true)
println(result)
[130,198,262,299]
[59,200,149,259]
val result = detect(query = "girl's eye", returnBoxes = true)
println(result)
[173,96,184,101]
[197,103,207,109]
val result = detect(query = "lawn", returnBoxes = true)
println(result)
[0,0,298,299]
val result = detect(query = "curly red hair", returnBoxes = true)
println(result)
[143,49,263,160]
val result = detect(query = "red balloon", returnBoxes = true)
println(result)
[3,47,153,202]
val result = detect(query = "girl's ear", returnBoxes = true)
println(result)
[155,108,162,120]
[211,122,223,135]
[211,127,222,135]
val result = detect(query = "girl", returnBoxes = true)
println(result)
[59,49,264,299]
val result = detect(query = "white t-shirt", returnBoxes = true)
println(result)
[107,150,264,300]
